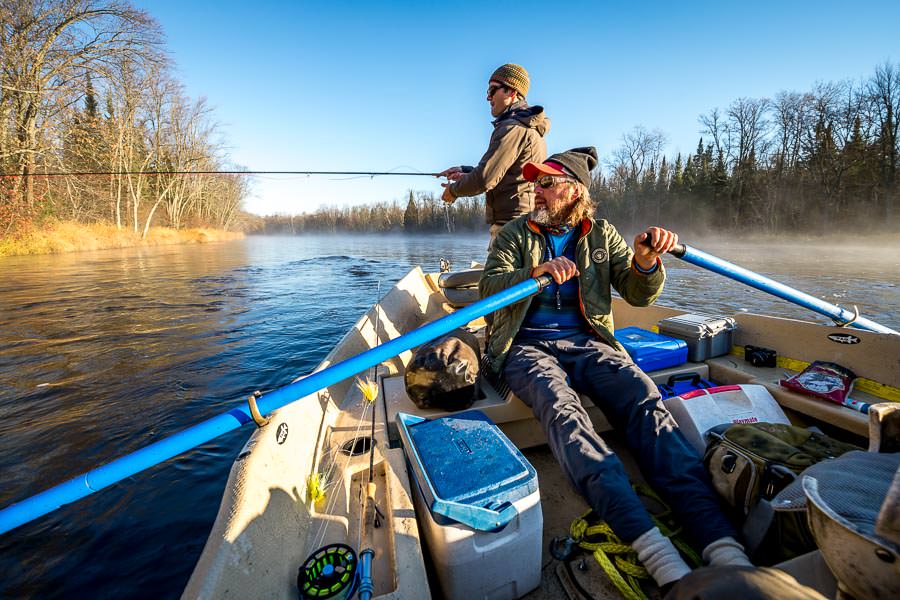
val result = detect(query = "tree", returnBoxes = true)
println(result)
[403,190,419,231]
[0,0,160,212]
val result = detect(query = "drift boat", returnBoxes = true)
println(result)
[182,258,900,599]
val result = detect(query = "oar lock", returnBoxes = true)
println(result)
[831,304,860,328]
[247,390,269,428]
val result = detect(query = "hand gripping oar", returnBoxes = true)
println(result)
[0,274,553,536]
[646,237,898,335]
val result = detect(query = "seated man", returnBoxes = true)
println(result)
[479,147,752,589]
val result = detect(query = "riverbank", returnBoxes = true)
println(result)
[0,222,244,257]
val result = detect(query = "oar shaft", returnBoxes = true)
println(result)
[672,244,897,335]
[0,275,551,536]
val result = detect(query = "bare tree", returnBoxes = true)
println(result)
[0,0,159,210]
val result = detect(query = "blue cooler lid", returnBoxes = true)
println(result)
[397,410,537,531]
[614,326,688,372]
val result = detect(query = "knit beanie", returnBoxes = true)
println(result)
[490,63,530,97]
[523,147,598,188]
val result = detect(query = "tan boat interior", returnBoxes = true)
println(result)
[183,267,898,600]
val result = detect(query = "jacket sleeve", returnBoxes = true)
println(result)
[479,224,534,299]
[450,122,526,198]
[606,224,666,307]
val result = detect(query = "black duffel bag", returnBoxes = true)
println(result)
[404,328,480,410]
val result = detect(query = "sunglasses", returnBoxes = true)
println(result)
[487,84,506,98]
[536,175,573,189]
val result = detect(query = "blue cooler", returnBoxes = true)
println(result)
[614,326,688,372]
[397,411,542,599]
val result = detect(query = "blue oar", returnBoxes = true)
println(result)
[0,274,553,536]
[664,242,898,335]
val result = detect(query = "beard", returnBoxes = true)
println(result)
[530,200,579,227]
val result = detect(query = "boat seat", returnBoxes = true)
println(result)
[383,361,712,449]
[800,451,900,599]
[437,268,482,308]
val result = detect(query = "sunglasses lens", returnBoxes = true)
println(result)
[537,176,555,189]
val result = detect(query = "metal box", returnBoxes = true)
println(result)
[657,313,737,361]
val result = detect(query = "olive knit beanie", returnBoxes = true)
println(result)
[490,63,530,98]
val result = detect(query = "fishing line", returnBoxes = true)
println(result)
[312,291,385,551]
[0,169,441,178]
[312,400,374,551]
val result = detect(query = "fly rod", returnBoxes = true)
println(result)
[0,170,441,178]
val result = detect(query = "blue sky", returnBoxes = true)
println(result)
[139,0,898,215]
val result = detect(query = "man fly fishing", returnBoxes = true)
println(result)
[438,63,550,248]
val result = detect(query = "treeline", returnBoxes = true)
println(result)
[593,63,899,234]
[258,62,898,237]
[254,191,487,234]
[0,0,247,236]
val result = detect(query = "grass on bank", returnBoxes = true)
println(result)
[0,221,244,257]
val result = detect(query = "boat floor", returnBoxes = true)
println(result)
[418,430,665,600]
[521,436,664,600]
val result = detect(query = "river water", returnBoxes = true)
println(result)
[0,233,897,598]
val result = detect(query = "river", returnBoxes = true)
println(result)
[0,233,897,598]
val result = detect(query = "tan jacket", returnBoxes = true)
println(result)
[479,216,666,372]
[449,103,550,225]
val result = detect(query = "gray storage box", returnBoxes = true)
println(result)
[657,313,736,361]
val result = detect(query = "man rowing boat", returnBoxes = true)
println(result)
[480,147,753,591]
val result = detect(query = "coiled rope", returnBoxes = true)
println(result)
[566,485,703,599]
[569,511,650,600]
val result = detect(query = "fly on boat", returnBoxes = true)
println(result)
[2,245,898,600]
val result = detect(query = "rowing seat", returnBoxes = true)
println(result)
[437,268,481,308]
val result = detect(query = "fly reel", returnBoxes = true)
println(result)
[297,543,359,599]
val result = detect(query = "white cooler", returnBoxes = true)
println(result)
[397,411,543,600]
[664,384,791,454]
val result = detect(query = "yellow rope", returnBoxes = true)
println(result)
[570,512,650,600]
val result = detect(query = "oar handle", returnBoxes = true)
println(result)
[637,232,686,257]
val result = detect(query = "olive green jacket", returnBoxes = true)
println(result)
[449,102,550,225]
[479,216,666,372]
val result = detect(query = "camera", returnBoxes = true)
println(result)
[744,345,777,368]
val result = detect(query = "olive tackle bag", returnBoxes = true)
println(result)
[704,422,860,515]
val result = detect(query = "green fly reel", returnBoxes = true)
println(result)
[298,543,359,599]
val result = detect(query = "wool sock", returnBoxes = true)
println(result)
[632,527,692,587]
[702,536,754,567]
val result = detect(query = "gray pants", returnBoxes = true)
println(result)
[503,332,736,548]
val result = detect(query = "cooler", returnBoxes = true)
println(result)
[657,313,737,361]
[614,327,689,372]
[396,411,542,600]
[663,384,791,453]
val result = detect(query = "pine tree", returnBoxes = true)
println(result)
[403,190,419,231]
[84,72,98,119]
[657,156,669,194]
[672,153,684,191]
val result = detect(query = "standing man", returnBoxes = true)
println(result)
[439,63,550,247]
[480,147,753,591]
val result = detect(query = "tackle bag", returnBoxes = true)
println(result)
[703,422,860,516]
[405,328,481,411]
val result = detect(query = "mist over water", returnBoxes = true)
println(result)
[0,233,896,598]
